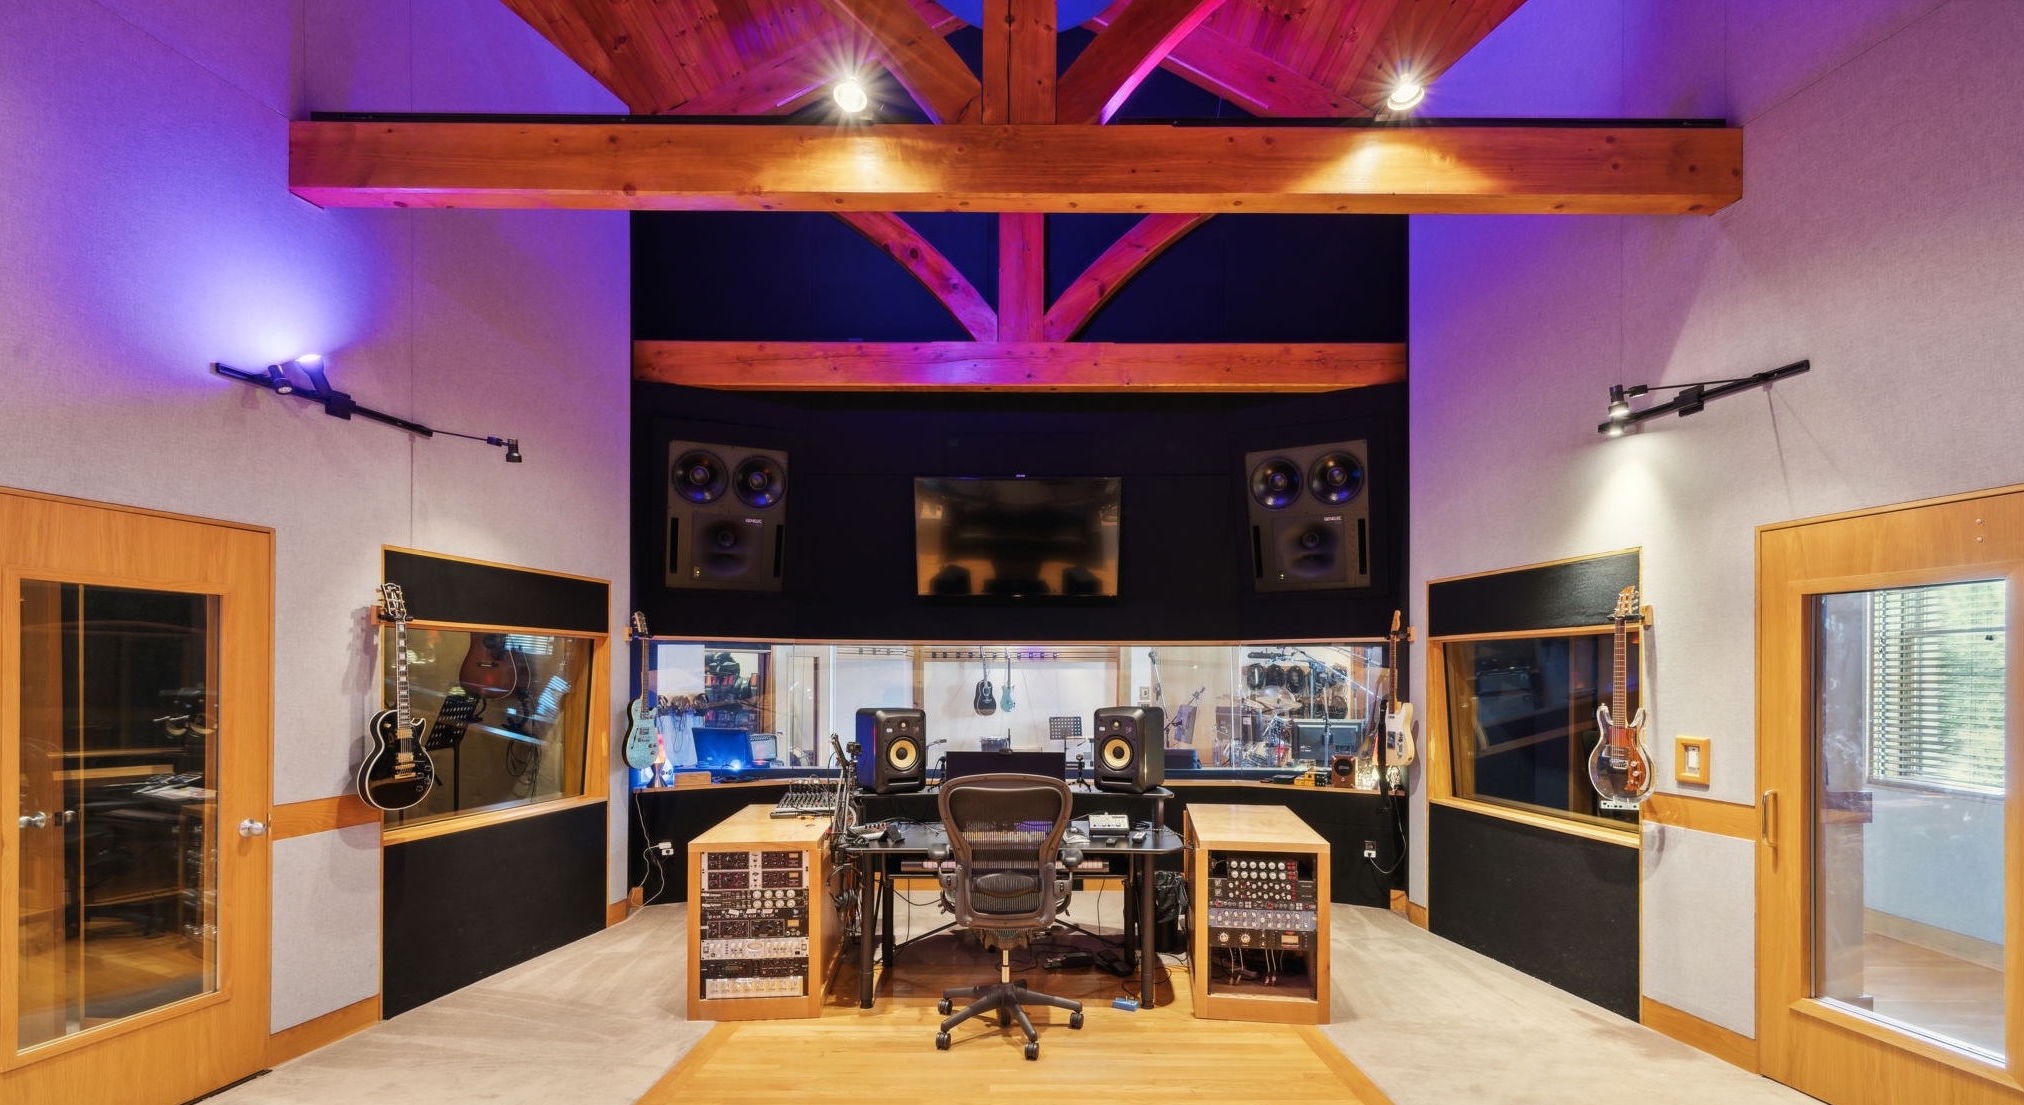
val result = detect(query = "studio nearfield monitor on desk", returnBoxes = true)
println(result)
[856,707,927,794]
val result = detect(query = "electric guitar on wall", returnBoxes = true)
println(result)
[973,653,997,715]
[999,651,1015,712]
[358,583,437,811]
[1381,610,1416,768]
[623,612,658,770]
[1586,586,1654,806]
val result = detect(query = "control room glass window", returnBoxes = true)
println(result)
[1442,631,1640,829]
[379,628,594,828]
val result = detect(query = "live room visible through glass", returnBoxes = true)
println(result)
[15,581,220,1049]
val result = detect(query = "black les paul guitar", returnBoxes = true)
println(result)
[357,583,437,811]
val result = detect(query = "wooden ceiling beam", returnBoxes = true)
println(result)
[1042,213,1210,342]
[834,212,998,341]
[997,213,1047,341]
[980,0,1057,123]
[1059,0,1228,124]
[1082,10,1358,117]
[1339,0,1527,109]
[813,0,982,122]
[634,340,1408,392]
[291,120,1743,215]
[667,2,964,116]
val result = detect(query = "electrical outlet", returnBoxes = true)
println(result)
[1362,840,1377,859]
[655,841,675,856]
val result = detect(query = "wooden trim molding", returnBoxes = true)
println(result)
[381,794,608,847]
[1430,795,1641,848]
[290,121,1743,216]
[608,898,632,927]
[1407,901,1428,929]
[1640,997,1756,1072]
[271,794,381,840]
[1643,793,1757,840]
[264,995,380,1068]
[633,339,1408,392]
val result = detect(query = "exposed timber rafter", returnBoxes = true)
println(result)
[1058,0,1228,124]
[813,0,981,122]
[1082,8,1357,117]
[834,212,998,341]
[1042,213,1210,341]
[634,340,1409,392]
[289,121,1743,215]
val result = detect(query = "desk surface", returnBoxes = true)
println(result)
[690,804,828,847]
[842,822,1183,855]
[1185,803,1328,851]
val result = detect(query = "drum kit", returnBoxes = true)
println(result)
[1218,652,1367,768]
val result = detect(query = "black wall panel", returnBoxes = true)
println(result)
[1426,803,1639,1019]
[632,385,1408,642]
[1426,550,1639,638]
[383,802,607,1016]
[383,549,608,633]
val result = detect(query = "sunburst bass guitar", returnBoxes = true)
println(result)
[1586,586,1654,806]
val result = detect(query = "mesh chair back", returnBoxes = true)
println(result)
[937,773,1072,930]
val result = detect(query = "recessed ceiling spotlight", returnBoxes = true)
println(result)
[833,77,869,115]
[1384,77,1427,114]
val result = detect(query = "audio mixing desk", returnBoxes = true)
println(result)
[1184,804,1332,1024]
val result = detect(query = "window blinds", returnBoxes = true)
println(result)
[1868,580,2007,793]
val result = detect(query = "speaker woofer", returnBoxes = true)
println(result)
[886,738,919,772]
[733,455,787,508]
[1249,457,1302,510]
[1100,735,1134,771]
[672,450,729,505]
[696,519,753,578]
[1308,451,1365,506]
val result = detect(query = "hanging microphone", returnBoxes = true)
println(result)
[1245,649,1293,660]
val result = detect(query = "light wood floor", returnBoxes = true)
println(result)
[1862,933,2005,1059]
[641,928,1385,1105]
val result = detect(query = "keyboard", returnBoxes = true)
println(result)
[770,778,837,818]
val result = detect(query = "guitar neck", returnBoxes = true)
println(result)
[1611,620,1628,728]
[393,618,411,733]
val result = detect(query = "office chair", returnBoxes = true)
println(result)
[929,773,1086,1060]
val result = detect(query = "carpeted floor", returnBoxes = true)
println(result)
[214,900,1818,1104]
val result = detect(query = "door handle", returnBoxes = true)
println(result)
[1761,789,1778,850]
[18,811,51,830]
[238,818,270,838]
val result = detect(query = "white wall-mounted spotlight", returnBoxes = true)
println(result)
[833,77,869,115]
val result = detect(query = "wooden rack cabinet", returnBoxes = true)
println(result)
[686,806,836,1021]
[1185,803,1331,1024]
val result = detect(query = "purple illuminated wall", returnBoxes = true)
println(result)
[1408,0,2024,1036]
[0,0,629,1032]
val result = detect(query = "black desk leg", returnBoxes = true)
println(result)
[1138,853,1158,1007]
[881,862,898,976]
[858,854,878,1009]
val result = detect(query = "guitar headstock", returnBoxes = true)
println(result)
[1614,586,1639,624]
[378,582,409,624]
[630,611,649,639]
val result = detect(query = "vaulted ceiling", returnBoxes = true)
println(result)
[288,1,1742,391]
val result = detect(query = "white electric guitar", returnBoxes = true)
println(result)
[1380,610,1416,767]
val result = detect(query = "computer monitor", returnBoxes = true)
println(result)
[1292,719,1362,762]
[692,726,753,769]
[1164,748,1200,771]
[748,733,779,765]
[941,750,1067,783]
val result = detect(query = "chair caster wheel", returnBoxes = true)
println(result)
[936,1032,951,1051]
[1069,1012,1084,1030]
[1024,1042,1040,1060]
[937,999,952,1016]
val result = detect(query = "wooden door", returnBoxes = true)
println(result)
[0,489,272,1105]
[1759,487,2023,1104]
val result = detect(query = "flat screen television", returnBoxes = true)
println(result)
[915,477,1122,598]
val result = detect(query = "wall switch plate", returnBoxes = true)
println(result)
[1137,686,1152,704]
[1363,840,1378,859]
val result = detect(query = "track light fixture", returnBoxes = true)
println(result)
[1598,360,1811,436]
[1384,77,1427,114]
[212,356,525,463]
[832,77,869,114]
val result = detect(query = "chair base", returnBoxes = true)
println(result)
[935,981,1083,1059]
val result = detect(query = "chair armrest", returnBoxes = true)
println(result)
[928,842,951,863]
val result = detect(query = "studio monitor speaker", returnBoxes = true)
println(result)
[1329,753,1358,788]
[666,440,787,591]
[1094,705,1165,794]
[855,707,926,794]
[1244,439,1370,592]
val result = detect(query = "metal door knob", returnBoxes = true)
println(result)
[18,811,51,830]
[238,818,270,838]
